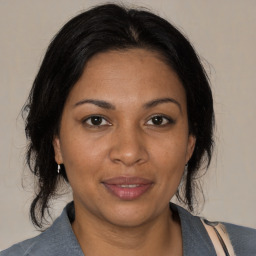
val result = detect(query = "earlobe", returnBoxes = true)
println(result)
[186,135,196,163]
[52,136,63,164]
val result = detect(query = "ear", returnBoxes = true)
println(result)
[185,134,196,163]
[52,136,63,164]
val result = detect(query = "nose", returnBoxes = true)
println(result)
[109,125,149,166]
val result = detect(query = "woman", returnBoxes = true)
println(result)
[1,3,255,256]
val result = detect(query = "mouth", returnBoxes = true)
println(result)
[102,176,153,200]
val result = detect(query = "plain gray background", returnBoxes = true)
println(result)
[0,0,255,250]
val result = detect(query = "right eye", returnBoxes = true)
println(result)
[83,115,111,127]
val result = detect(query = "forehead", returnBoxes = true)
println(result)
[66,48,186,108]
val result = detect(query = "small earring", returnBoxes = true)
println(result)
[57,164,61,174]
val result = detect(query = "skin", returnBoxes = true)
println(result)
[53,48,196,256]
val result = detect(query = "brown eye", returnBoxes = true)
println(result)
[152,116,164,125]
[91,116,103,125]
[84,116,110,127]
[146,115,173,126]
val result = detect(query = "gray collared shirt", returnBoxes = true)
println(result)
[1,202,255,255]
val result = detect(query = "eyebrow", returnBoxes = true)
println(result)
[143,98,182,112]
[74,99,115,109]
[74,97,181,111]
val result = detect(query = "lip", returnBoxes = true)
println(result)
[102,176,153,200]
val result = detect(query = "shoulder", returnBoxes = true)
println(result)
[223,222,256,255]
[170,203,217,255]
[0,235,42,256]
[0,202,79,256]
[171,203,256,255]
[0,224,60,256]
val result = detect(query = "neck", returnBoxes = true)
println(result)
[72,203,183,256]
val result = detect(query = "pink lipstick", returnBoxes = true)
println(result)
[102,176,153,200]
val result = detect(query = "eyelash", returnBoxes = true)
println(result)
[82,115,111,127]
[146,114,175,126]
[82,114,174,128]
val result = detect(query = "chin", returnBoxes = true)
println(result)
[100,202,160,228]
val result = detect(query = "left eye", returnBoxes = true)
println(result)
[84,116,110,126]
[146,115,172,126]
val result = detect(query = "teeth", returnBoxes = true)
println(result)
[118,184,140,188]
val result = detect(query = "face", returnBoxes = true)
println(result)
[53,49,195,227]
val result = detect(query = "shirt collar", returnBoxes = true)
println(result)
[30,201,84,255]
[33,202,215,256]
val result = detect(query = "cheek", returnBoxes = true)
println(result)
[60,135,106,182]
[150,136,188,166]
[148,135,188,185]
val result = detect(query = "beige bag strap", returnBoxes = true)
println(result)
[201,219,236,256]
